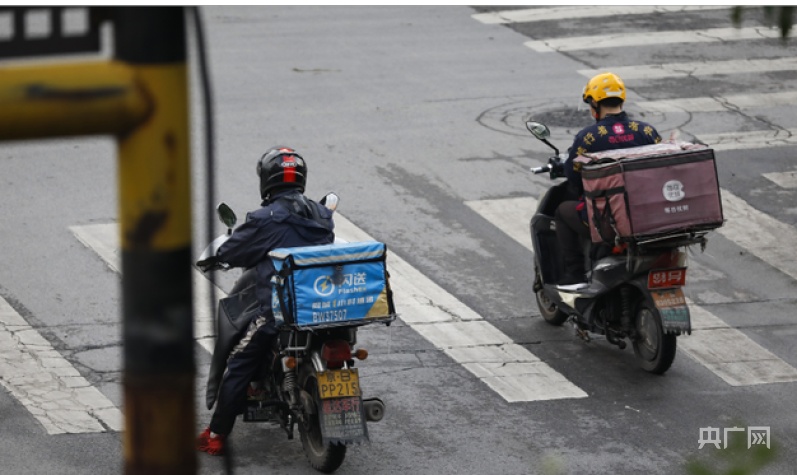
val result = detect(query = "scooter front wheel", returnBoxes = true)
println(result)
[632,303,677,374]
[535,288,569,326]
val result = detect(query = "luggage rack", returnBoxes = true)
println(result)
[279,314,398,353]
[278,313,397,332]
[633,230,710,250]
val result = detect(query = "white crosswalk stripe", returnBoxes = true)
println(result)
[472,6,729,25]
[578,58,797,81]
[524,27,783,53]
[0,296,123,434]
[763,171,797,189]
[638,91,797,114]
[465,196,797,386]
[0,224,224,436]
[332,215,587,402]
[70,215,588,404]
[69,224,217,353]
[472,7,797,152]
[717,189,797,282]
[696,129,797,152]
[634,92,797,151]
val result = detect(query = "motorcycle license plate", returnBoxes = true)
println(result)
[244,402,277,422]
[318,369,360,399]
[648,267,686,289]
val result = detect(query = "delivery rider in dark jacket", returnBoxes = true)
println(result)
[556,72,662,289]
[197,146,335,456]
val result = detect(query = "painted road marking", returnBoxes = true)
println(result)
[717,189,797,282]
[524,27,783,53]
[71,218,587,403]
[578,58,797,81]
[0,295,123,434]
[520,86,797,150]
[474,8,797,153]
[682,304,797,386]
[69,224,217,354]
[472,6,729,25]
[466,196,797,386]
[763,171,797,189]
[466,196,534,251]
[637,93,797,151]
[638,91,797,114]
[696,129,797,152]
[333,214,588,402]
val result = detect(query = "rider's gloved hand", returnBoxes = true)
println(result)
[196,256,222,272]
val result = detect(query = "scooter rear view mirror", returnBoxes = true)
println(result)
[526,120,560,156]
[526,121,550,140]
[216,202,237,231]
[320,192,339,212]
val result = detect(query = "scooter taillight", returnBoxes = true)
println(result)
[321,340,352,369]
[651,250,686,269]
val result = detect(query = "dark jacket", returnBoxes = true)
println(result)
[216,189,335,319]
[565,111,662,197]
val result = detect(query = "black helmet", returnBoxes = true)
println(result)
[256,146,307,199]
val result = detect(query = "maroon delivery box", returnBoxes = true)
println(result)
[577,142,724,244]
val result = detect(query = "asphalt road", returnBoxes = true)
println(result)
[0,6,795,475]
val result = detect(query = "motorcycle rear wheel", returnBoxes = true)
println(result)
[632,303,676,374]
[299,374,347,473]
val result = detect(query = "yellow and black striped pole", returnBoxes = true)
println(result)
[113,8,196,475]
[0,7,196,474]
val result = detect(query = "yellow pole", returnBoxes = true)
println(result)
[0,61,151,140]
[0,7,197,473]
[118,61,196,475]
[113,7,196,475]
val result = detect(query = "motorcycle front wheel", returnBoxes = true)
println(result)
[535,267,569,325]
[536,290,569,326]
[299,373,347,473]
[632,303,677,374]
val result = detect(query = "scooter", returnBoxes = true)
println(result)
[197,194,393,473]
[526,121,716,374]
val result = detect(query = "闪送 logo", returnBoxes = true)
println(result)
[314,275,335,297]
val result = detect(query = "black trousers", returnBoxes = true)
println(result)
[554,200,591,277]
[209,316,278,435]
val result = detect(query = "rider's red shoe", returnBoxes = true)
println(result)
[197,427,226,456]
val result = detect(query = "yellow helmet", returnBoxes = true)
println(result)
[582,72,626,105]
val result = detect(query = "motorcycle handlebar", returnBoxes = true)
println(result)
[196,257,229,273]
[530,165,551,174]
[530,156,566,178]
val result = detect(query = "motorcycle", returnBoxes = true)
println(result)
[197,193,393,473]
[525,121,721,374]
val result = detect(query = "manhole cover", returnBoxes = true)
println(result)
[531,108,590,129]
[477,99,590,137]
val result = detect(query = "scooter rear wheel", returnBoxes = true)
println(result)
[632,303,677,374]
[299,373,347,473]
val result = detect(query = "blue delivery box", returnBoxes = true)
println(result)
[270,241,396,328]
